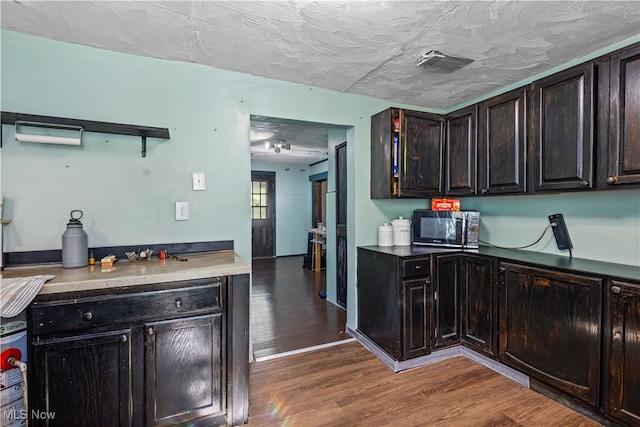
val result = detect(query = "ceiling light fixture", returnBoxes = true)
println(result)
[264,139,291,154]
[417,50,473,73]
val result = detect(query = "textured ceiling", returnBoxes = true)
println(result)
[2,1,639,164]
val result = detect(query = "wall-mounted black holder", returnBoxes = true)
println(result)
[1,111,170,157]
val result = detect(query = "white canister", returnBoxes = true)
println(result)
[377,223,394,247]
[391,216,412,246]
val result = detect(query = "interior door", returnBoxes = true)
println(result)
[336,142,347,308]
[251,172,275,258]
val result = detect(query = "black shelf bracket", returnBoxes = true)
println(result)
[1,111,170,157]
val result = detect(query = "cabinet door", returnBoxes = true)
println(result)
[400,110,444,197]
[145,314,225,427]
[460,256,495,358]
[498,262,602,406]
[478,88,527,195]
[608,280,640,425]
[531,63,594,191]
[433,255,459,349]
[402,277,431,360]
[445,106,478,195]
[607,44,640,187]
[31,329,133,427]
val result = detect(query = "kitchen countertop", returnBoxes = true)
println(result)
[1,251,251,295]
[359,245,640,282]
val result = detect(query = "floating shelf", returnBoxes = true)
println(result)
[0,220,11,225]
[1,111,170,157]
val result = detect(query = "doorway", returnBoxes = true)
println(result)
[251,172,275,259]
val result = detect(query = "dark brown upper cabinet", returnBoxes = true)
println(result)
[477,88,528,195]
[606,43,640,187]
[531,62,595,192]
[371,108,444,198]
[445,105,478,195]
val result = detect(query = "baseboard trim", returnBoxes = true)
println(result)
[347,325,529,387]
[253,338,357,362]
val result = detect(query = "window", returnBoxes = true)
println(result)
[251,180,269,219]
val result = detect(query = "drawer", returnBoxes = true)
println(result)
[402,258,430,279]
[30,279,222,336]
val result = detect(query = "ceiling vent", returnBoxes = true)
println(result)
[417,50,473,73]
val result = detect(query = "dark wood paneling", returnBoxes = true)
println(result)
[499,262,602,406]
[531,63,595,191]
[445,106,478,195]
[608,280,640,425]
[433,254,459,349]
[478,88,527,194]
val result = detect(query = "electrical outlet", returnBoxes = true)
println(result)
[192,172,206,191]
[175,202,189,221]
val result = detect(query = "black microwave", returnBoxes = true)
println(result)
[411,210,480,248]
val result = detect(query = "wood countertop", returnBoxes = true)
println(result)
[1,251,250,295]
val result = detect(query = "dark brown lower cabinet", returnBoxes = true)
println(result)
[357,248,431,361]
[28,276,246,427]
[608,280,640,425]
[460,255,495,358]
[498,262,602,407]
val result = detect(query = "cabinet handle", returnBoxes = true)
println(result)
[480,189,488,194]
[147,327,154,336]
[414,265,422,270]
[579,180,589,187]
[611,286,622,294]
[498,267,506,273]
[82,312,93,321]
[120,335,128,343]
[607,176,618,185]
[175,299,182,308]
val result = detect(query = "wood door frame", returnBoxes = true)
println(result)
[251,171,276,258]
[336,141,347,308]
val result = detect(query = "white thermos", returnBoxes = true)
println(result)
[377,223,394,247]
[62,210,88,268]
[391,216,412,246]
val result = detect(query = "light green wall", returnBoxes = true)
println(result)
[1,30,639,335]
[250,160,312,257]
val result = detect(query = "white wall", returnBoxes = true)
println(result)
[250,160,312,257]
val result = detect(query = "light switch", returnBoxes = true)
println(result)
[192,172,206,191]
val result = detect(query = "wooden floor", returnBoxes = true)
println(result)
[251,255,349,360]
[248,341,600,426]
